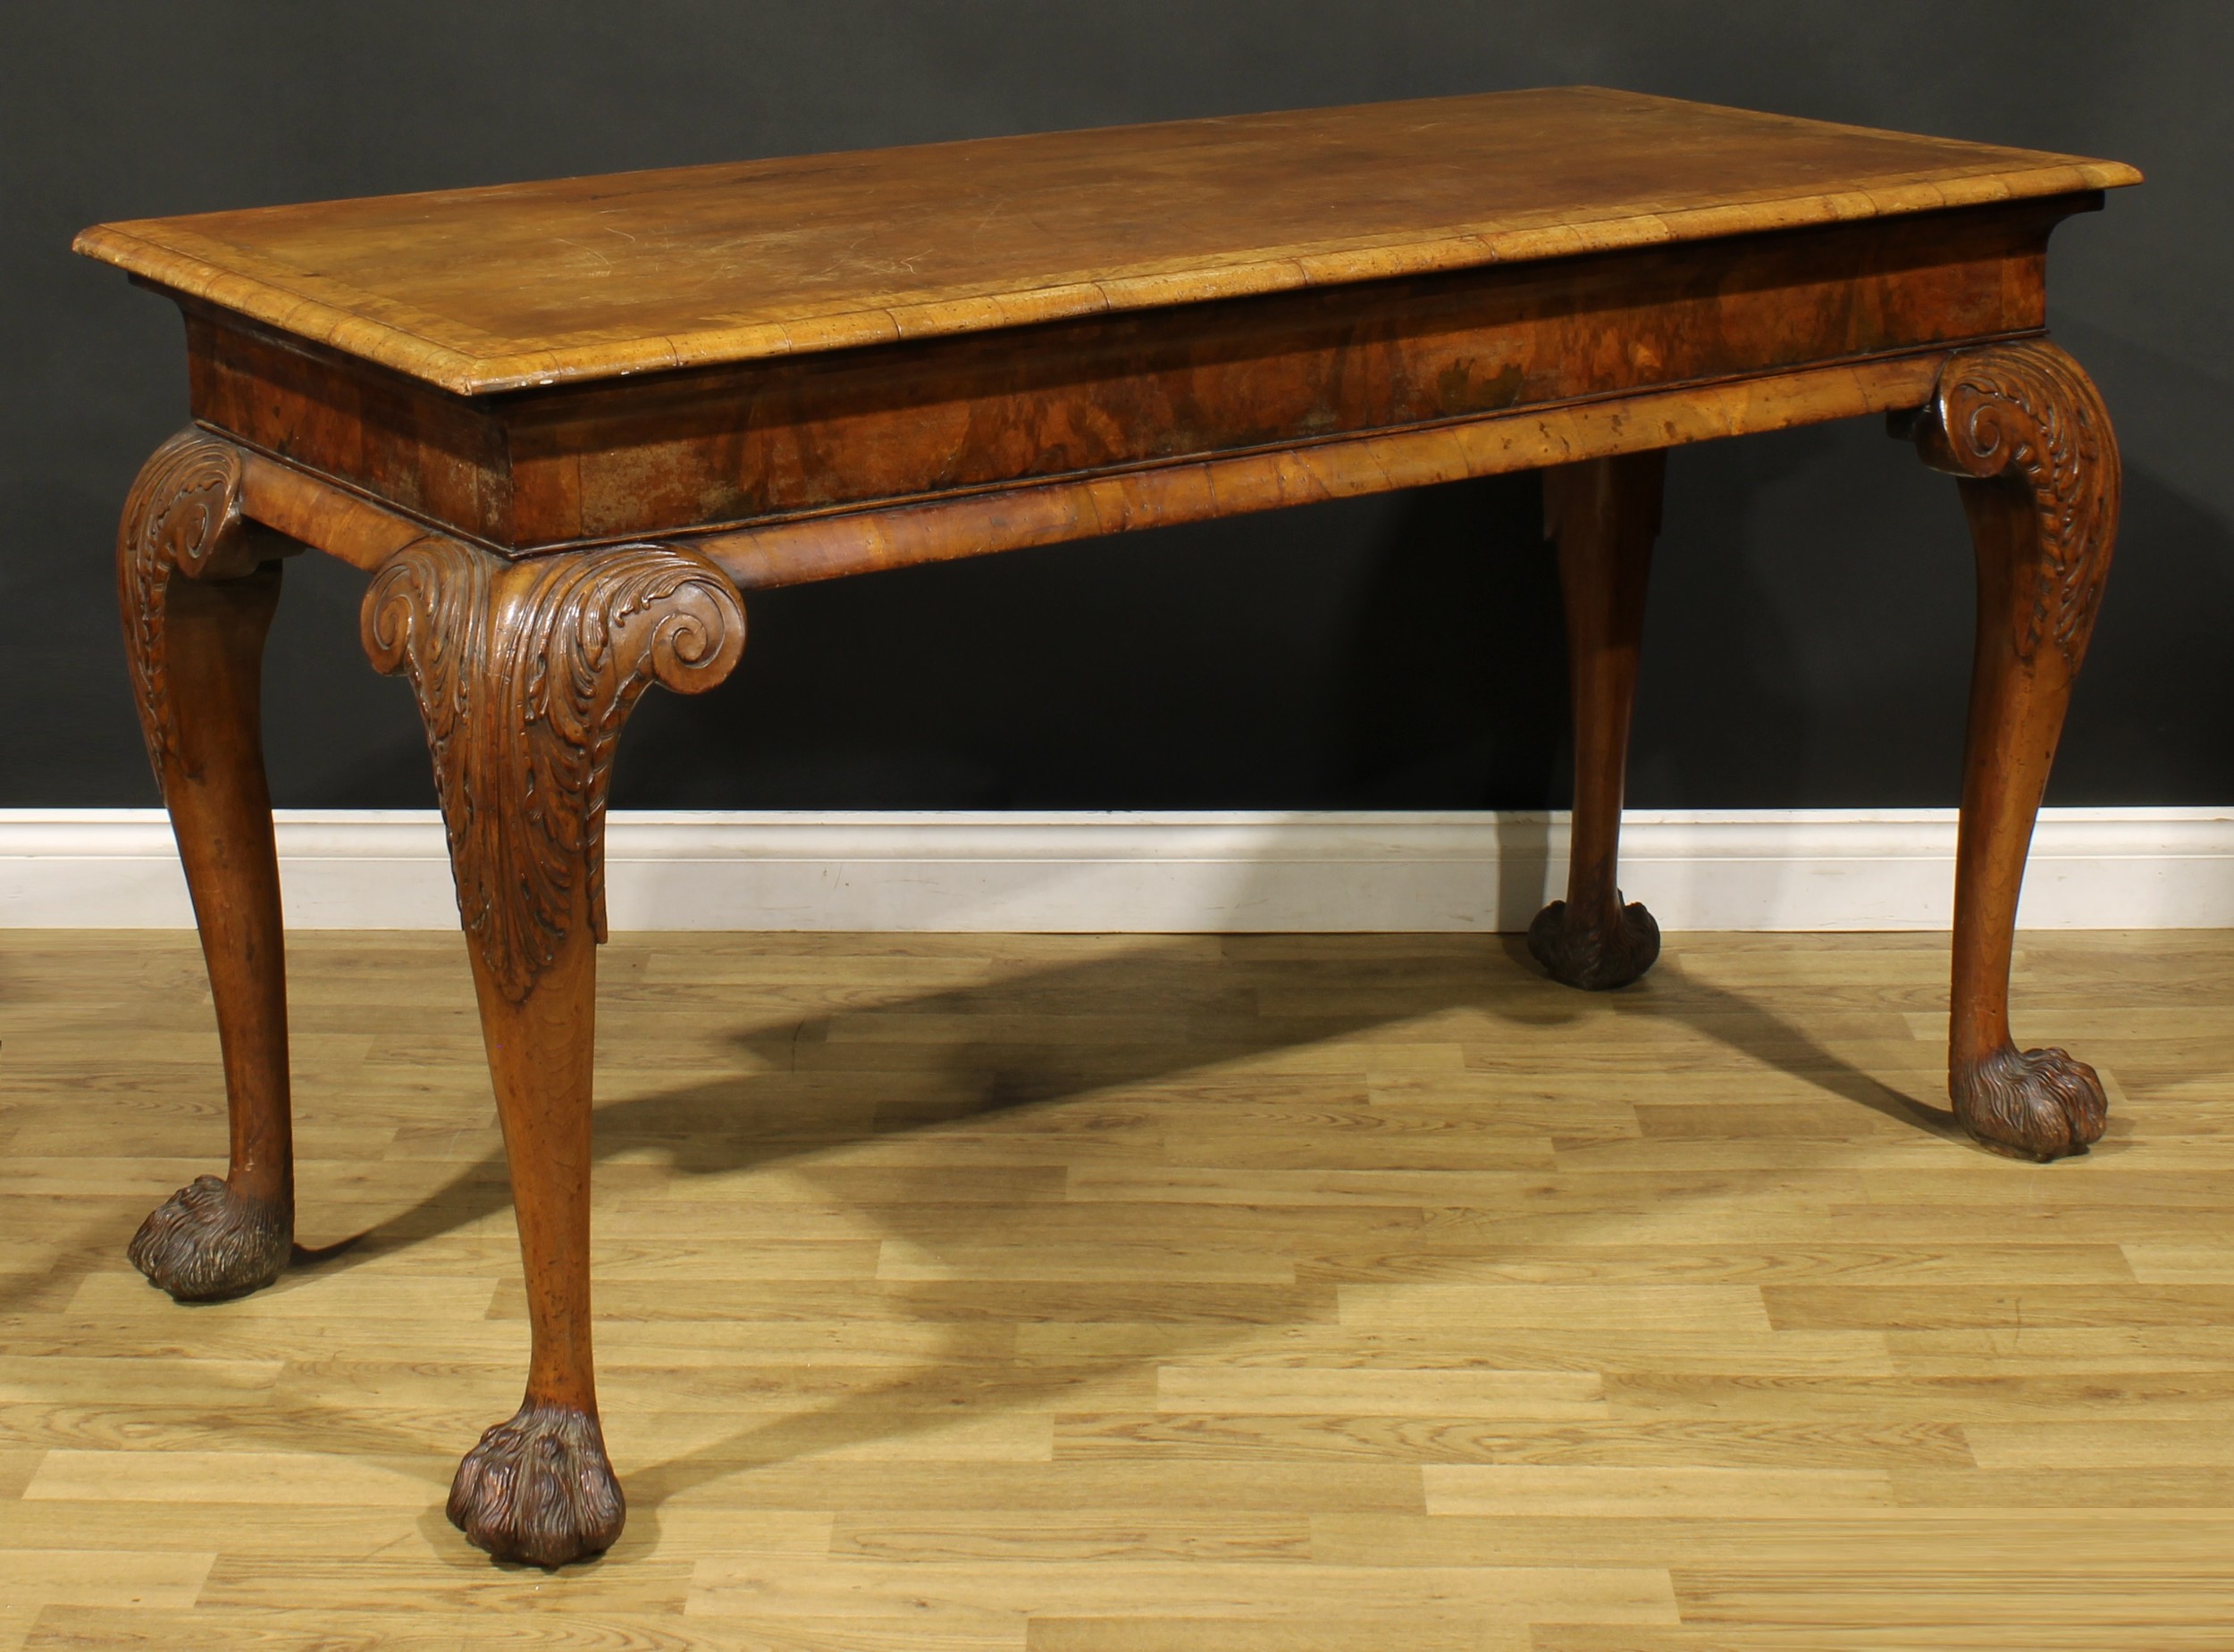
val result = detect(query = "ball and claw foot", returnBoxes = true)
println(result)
[128,1173,290,1302]
[449,1403,626,1567]
[1527,897,1662,991]
[1952,1044,2107,1162]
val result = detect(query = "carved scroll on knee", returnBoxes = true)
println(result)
[1903,341,2121,673]
[361,538,746,1002]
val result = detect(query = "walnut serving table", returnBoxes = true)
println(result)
[77,88,2137,1565]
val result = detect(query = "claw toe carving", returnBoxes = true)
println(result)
[1953,1044,2106,1161]
[448,1404,626,1567]
[1527,898,1661,991]
[129,1173,290,1302]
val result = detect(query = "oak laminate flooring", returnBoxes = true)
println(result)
[1,928,2228,1647]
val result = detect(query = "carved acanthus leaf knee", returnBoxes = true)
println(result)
[118,428,302,1299]
[361,538,746,1002]
[118,428,291,782]
[1901,340,2120,1163]
[1906,340,2121,671]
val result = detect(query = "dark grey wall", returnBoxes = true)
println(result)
[6,1,2229,810]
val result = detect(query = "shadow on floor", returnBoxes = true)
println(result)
[259,927,1955,1551]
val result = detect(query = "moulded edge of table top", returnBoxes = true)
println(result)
[73,92,2141,398]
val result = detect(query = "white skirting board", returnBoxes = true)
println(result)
[2,807,2230,931]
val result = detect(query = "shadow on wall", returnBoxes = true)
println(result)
[2053,463,2234,801]
[2047,316,2234,802]
[610,435,1942,817]
[1336,471,1564,807]
[510,432,1948,816]
[604,472,1580,814]
[2067,472,2228,809]
[244,382,2234,815]
[1624,407,2234,809]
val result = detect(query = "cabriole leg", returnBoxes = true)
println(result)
[119,429,297,1301]
[1906,340,2120,1160]
[362,534,744,1565]
[1529,449,1667,990]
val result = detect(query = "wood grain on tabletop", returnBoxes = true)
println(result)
[72,88,2138,394]
[2,927,2228,1648]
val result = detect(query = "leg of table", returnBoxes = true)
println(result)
[1905,340,2120,1160]
[1529,449,1667,990]
[363,533,744,1565]
[117,430,298,1301]
[448,918,617,1566]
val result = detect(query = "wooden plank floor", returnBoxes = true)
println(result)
[2,927,2230,1648]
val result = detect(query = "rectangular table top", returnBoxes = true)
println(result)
[75,87,2136,398]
